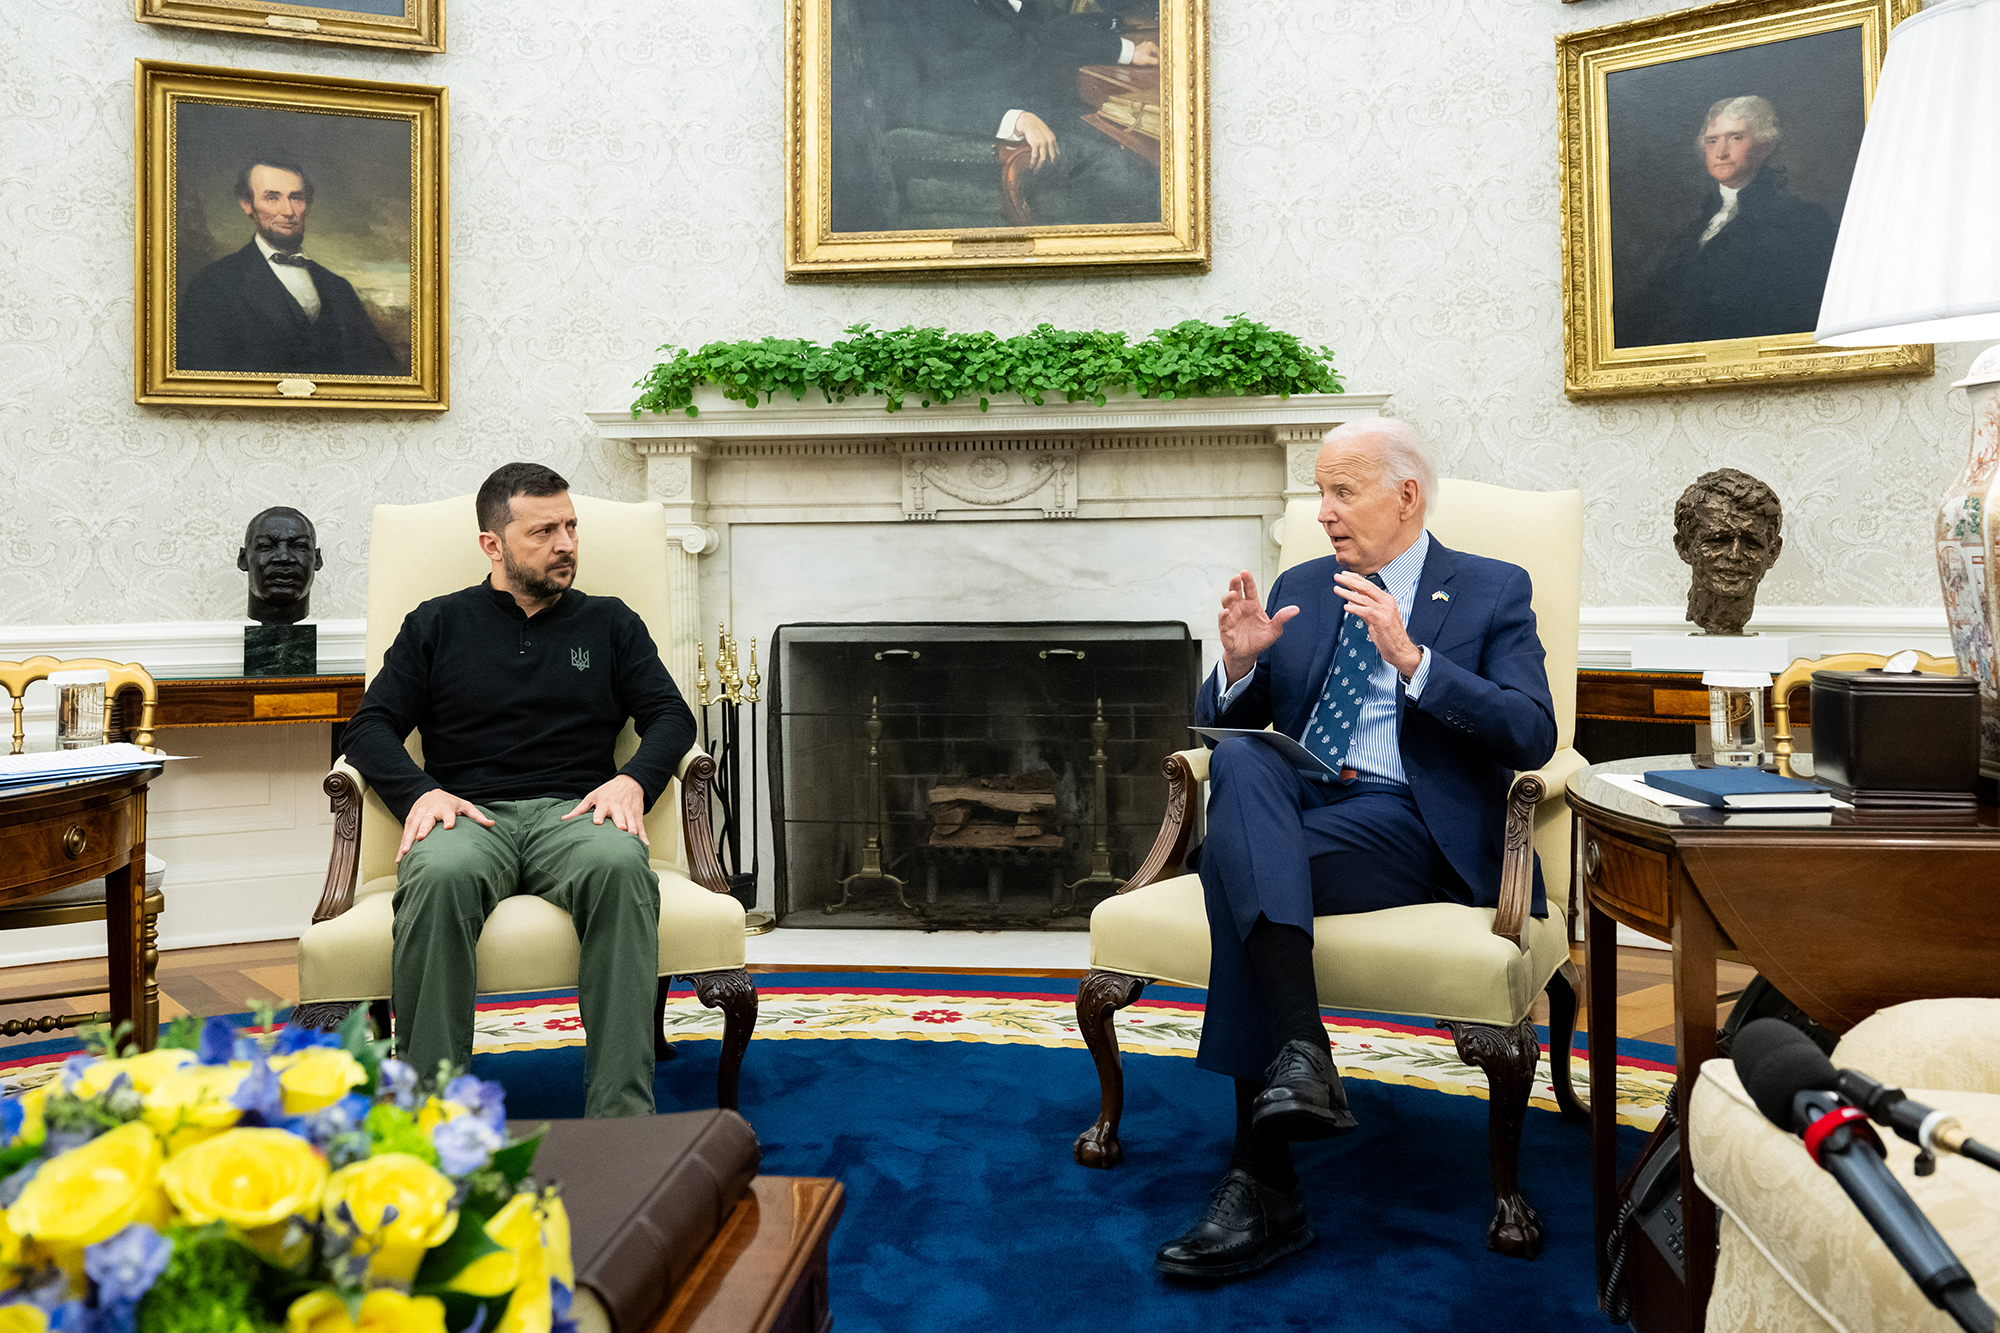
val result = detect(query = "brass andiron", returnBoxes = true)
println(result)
[697,623,772,934]
[1060,697,1125,914]
[829,695,911,914]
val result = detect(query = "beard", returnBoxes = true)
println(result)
[502,541,575,601]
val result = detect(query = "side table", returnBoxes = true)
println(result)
[1567,755,2000,1333]
[651,1177,844,1333]
[0,768,164,1049]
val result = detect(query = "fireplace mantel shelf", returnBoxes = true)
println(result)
[587,389,1385,447]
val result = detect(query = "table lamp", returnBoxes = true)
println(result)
[1814,0,2000,780]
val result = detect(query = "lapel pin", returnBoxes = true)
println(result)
[1431,591,1451,602]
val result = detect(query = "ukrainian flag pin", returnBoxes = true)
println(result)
[1431,591,1451,602]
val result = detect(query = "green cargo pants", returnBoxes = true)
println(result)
[391,798,661,1117]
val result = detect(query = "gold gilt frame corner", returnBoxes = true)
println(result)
[1557,0,1930,399]
[134,61,448,411]
[784,0,1209,282]
[137,0,444,55]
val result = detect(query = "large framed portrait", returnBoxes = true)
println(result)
[1557,0,1932,398]
[137,0,443,55]
[135,62,448,410]
[784,0,1208,281]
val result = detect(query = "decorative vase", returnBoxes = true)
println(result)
[1936,344,2000,778]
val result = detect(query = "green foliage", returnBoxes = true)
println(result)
[135,1225,272,1333]
[487,1128,543,1190]
[630,316,1342,417]
[412,1205,505,1291]
[158,1016,202,1052]
[363,1104,438,1167]
[334,1004,390,1094]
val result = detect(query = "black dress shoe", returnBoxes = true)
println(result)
[1251,1038,1360,1141]
[1155,1167,1314,1278]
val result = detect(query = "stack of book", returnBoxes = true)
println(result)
[0,743,177,794]
[1641,768,1837,823]
[1097,93,1162,137]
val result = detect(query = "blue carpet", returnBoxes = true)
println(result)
[477,974,1649,1333]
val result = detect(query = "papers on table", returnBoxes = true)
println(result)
[0,743,189,793]
[1188,727,1339,775]
[1603,771,1851,811]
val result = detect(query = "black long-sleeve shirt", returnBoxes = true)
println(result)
[342,580,697,822]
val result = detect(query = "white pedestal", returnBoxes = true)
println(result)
[1629,633,1821,673]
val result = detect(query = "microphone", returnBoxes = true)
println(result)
[1732,1020,1996,1333]
[1834,1067,2000,1176]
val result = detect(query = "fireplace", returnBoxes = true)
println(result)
[769,623,1199,928]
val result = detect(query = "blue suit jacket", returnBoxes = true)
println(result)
[1195,538,1558,916]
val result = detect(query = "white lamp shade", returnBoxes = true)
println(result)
[1815,0,2000,346]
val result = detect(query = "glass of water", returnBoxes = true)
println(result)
[1702,670,1770,768]
[50,669,108,750]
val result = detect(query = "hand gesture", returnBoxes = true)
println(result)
[1131,40,1160,65]
[1334,572,1423,678]
[397,789,494,863]
[1219,571,1299,686]
[1015,112,1061,170]
[561,774,650,846]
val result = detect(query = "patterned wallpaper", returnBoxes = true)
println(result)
[0,0,1973,626]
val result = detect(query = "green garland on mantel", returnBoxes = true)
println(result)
[629,315,1342,417]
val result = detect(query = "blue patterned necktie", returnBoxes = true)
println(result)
[1304,573,1386,775]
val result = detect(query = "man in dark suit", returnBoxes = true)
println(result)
[1618,95,1839,347]
[177,156,404,377]
[884,0,1162,224]
[1156,418,1556,1278]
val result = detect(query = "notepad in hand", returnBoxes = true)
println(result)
[1642,767,1834,809]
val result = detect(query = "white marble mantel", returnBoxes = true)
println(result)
[587,390,1388,690]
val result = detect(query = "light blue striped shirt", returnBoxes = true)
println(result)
[1215,531,1434,783]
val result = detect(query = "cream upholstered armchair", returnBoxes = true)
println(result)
[1074,479,1591,1258]
[295,495,755,1108]
[1693,999,2000,1331]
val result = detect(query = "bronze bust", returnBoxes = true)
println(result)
[239,506,322,625]
[1673,469,1782,636]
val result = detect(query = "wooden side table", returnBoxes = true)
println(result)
[651,1177,844,1333]
[0,769,163,1049]
[1567,756,2000,1333]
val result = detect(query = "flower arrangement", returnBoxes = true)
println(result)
[0,1010,570,1333]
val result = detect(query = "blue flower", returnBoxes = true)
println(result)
[431,1115,502,1178]
[46,1300,91,1333]
[377,1059,420,1111]
[0,1097,22,1145]
[271,1024,342,1056]
[58,1057,98,1094]
[229,1056,285,1125]
[549,1280,578,1333]
[85,1224,172,1307]
[442,1076,507,1131]
[196,1018,237,1066]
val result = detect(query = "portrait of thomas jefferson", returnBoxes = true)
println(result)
[1615,95,1839,347]
[177,153,405,377]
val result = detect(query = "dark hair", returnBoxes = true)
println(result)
[243,505,316,547]
[477,463,570,535]
[235,156,316,205]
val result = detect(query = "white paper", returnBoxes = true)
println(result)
[1188,727,1338,775]
[0,743,190,786]
[1602,771,1851,811]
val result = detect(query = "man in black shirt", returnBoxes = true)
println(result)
[343,462,696,1116]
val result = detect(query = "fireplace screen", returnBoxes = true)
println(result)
[769,623,1199,928]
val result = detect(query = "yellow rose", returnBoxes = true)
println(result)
[6,1121,163,1247]
[0,1303,49,1333]
[160,1127,328,1229]
[285,1290,447,1333]
[446,1192,540,1297]
[414,1098,462,1136]
[323,1153,458,1285]
[14,1080,54,1147]
[492,1210,550,1333]
[268,1048,368,1116]
[541,1191,573,1290]
[72,1049,197,1098]
[143,1063,248,1153]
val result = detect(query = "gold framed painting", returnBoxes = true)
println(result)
[1557,0,1931,398]
[136,0,443,55]
[784,0,1209,281]
[135,61,448,411]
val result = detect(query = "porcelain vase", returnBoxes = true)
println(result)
[1936,344,2000,777]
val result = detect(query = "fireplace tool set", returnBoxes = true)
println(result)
[695,624,770,934]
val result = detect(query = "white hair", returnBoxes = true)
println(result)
[1699,95,1781,153]
[1320,418,1437,519]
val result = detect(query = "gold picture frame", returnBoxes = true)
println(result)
[784,0,1209,281]
[135,61,448,411]
[1557,0,1931,398]
[136,0,443,55]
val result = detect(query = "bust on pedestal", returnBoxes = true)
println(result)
[240,507,321,677]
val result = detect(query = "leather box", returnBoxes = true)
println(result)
[512,1109,762,1333]
[1808,669,1980,807]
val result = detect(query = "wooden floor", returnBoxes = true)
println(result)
[0,938,1752,1053]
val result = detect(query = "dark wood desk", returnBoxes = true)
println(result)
[0,769,162,1048]
[147,673,364,730]
[651,1177,843,1333]
[1577,668,1812,727]
[1568,756,2000,1332]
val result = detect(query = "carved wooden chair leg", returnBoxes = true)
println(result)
[685,969,757,1111]
[368,999,392,1041]
[653,975,680,1063]
[289,1000,368,1032]
[1073,969,1149,1169]
[139,894,162,1042]
[1545,962,1590,1122]
[1442,1016,1546,1259]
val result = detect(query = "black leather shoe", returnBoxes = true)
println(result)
[1251,1038,1360,1141]
[1154,1168,1313,1278]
